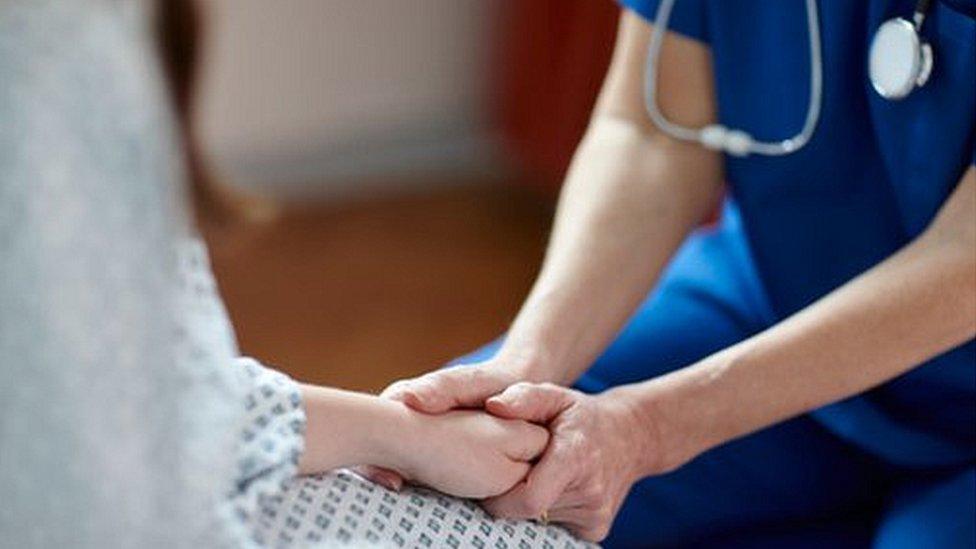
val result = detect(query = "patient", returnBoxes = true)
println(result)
[0,1,589,547]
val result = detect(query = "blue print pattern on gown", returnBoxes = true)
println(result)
[178,239,593,548]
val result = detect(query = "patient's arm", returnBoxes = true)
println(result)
[297,384,549,499]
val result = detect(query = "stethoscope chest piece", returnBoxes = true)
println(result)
[644,0,937,156]
[869,17,933,100]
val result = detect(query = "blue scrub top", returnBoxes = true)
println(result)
[621,0,976,467]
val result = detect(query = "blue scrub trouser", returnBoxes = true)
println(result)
[457,209,975,548]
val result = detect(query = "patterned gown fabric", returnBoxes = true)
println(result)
[254,470,592,549]
[0,1,243,546]
[0,1,593,546]
[180,242,593,549]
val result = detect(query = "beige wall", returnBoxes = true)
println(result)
[197,0,499,194]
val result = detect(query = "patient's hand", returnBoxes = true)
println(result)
[387,408,549,499]
[297,385,547,499]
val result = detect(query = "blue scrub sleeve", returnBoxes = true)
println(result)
[617,0,710,43]
[949,0,976,166]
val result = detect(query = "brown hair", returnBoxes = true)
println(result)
[155,0,277,226]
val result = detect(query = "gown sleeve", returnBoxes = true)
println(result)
[173,238,308,536]
[228,357,306,527]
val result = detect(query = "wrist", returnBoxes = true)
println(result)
[603,381,698,477]
[299,385,421,473]
[365,398,422,473]
[492,339,568,384]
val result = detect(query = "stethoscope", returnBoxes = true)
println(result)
[644,0,936,157]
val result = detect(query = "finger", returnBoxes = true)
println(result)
[389,367,506,414]
[379,380,412,400]
[573,519,614,543]
[557,500,615,542]
[545,502,611,543]
[542,487,590,510]
[381,379,432,411]
[545,504,588,526]
[381,377,438,410]
[564,522,610,543]
[351,465,404,491]
[485,383,574,424]
[503,461,532,493]
[482,446,574,520]
[503,422,550,462]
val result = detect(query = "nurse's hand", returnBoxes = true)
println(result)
[481,383,662,542]
[356,361,527,490]
[382,361,526,412]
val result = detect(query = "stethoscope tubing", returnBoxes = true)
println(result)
[643,0,824,156]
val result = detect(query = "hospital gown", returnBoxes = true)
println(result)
[0,1,591,546]
[180,240,592,548]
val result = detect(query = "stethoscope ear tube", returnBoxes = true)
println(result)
[644,0,935,157]
[643,0,823,157]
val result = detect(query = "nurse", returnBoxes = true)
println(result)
[374,0,976,546]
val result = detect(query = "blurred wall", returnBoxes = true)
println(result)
[197,0,500,195]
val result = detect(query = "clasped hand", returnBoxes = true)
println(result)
[363,362,663,542]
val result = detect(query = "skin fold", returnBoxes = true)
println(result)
[363,10,976,542]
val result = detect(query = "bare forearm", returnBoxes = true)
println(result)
[496,118,721,385]
[624,169,976,472]
[485,16,722,386]
[297,385,410,474]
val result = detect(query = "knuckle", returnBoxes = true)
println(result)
[558,432,587,462]
[467,366,490,383]
[518,492,547,518]
[383,379,408,392]
[584,478,606,502]
[538,382,562,393]
[423,372,455,395]
[380,380,410,399]
[526,423,550,443]
[425,371,447,387]
[551,440,581,472]
[464,366,485,383]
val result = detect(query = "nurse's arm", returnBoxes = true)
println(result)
[383,12,724,413]
[620,166,976,472]
[488,12,724,385]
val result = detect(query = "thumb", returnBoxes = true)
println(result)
[384,366,511,414]
[486,383,574,424]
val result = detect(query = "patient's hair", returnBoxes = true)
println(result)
[155,0,275,226]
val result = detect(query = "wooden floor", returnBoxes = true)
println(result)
[203,181,553,393]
